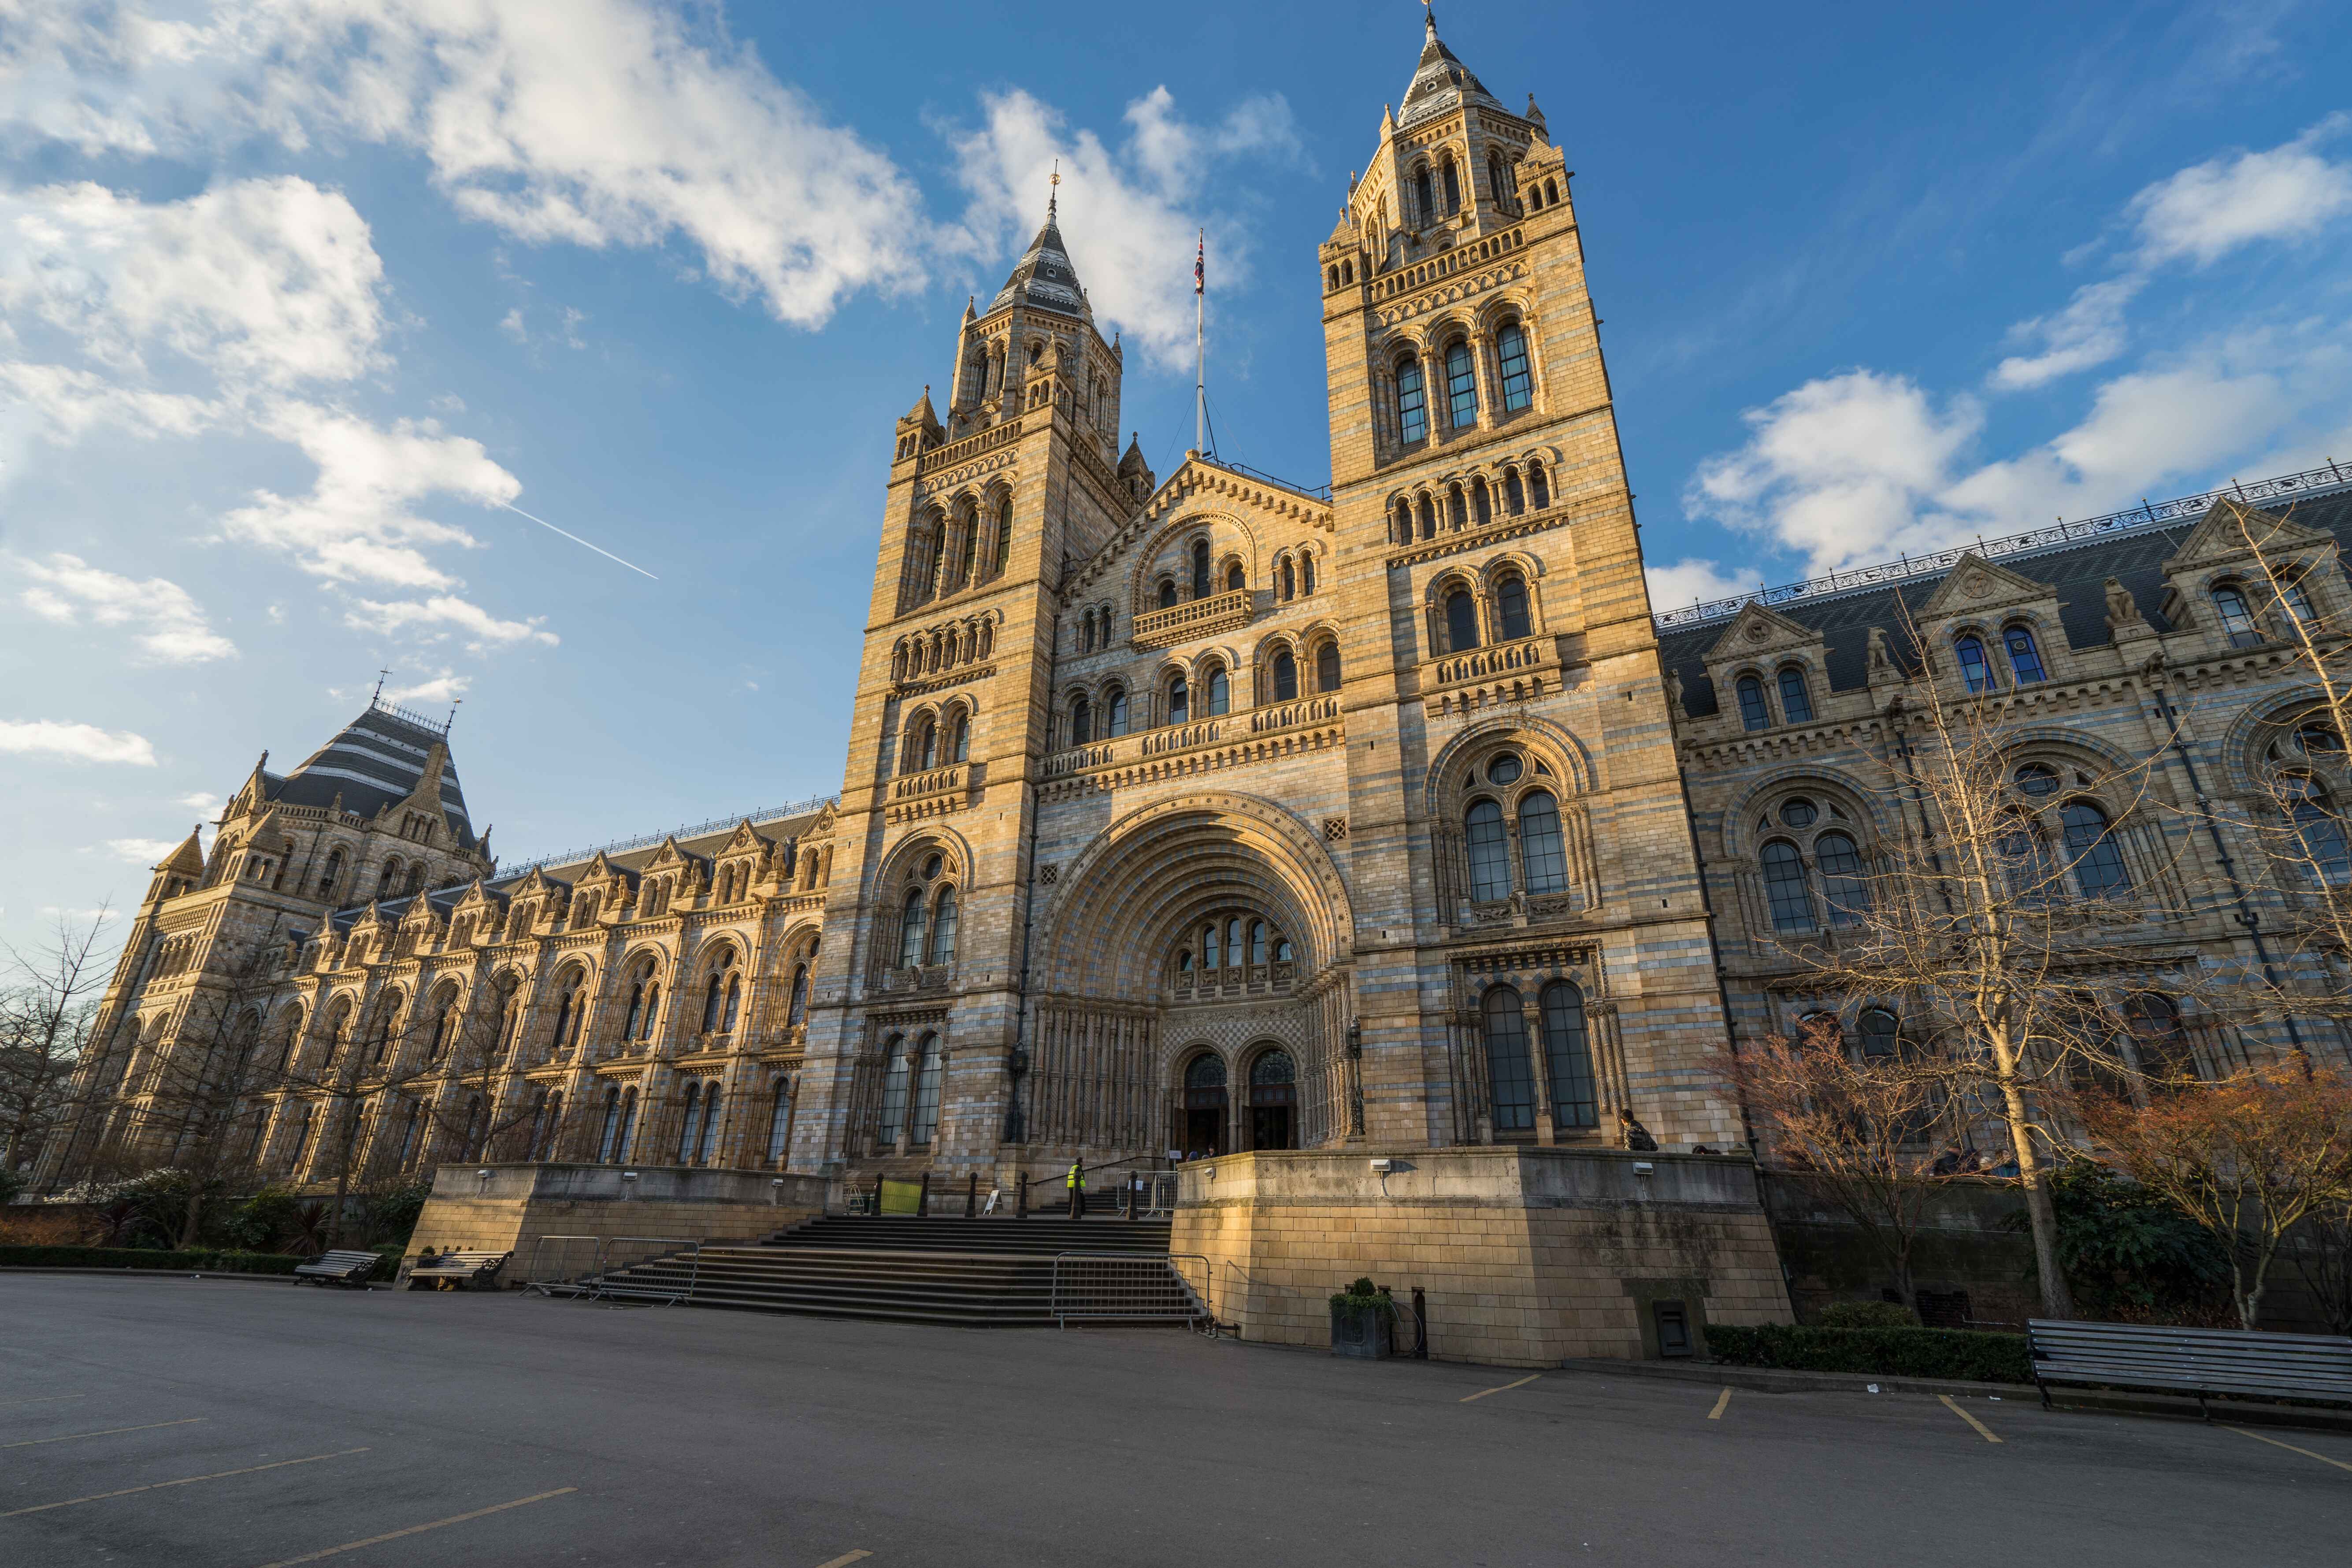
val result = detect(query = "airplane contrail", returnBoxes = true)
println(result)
[500,501,659,581]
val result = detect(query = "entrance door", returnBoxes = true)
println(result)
[1185,1106,1224,1156]
[1250,1105,1292,1151]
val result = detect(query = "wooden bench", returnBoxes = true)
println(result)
[293,1249,382,1289]
[405,1250,511,1291]
[2028,1319,2352,1416]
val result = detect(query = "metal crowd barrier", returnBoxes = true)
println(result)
[1052,1251,1213,1330]
[519,1234,701,1305]
[521,1234,604,1298]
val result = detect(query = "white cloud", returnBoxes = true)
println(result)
[104,836,182,864]
[177,791,223,813]
[1646,558,1759,612]
[345,595,557,650]
[0,718,157,765]
[14,551,237,663]
[948,85,1303,369]
[1992,276,2143,390]
[383,670,470,704]
[2130,114,2352,269]
[498,306,527,342]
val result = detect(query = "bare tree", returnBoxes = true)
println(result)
[0,909,115,1182]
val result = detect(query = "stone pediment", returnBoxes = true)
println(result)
[2163,498,2333,574]
[719,819,767,855]
[1703,601,1821,664]
[1914,552,2058,620]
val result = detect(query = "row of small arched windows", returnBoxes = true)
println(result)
[1066,642,1341,744]
[1393,322,1533,445]
[1435,572,1534,656]
[1392,460,1549,545]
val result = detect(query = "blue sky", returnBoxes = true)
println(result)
[4,0,2350,953]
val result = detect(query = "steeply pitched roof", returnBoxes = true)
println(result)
[987,199,1088,319]
[273,703,476,846]
[1400,14,1510,130]
[1659,484,2352,718]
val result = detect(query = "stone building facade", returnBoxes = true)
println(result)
[41,19,2349,1214]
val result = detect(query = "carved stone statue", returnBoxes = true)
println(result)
[2104,575,2143,632]
[1866,626,1895,678]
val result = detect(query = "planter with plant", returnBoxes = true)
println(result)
[1329,1276,1396,1359]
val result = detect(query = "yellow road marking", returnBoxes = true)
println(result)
[0,1394,84,1409]
[2226,1425,2352,1474]
[3,1417,202,1448]
[813,1553,873,1568]
[1939,1394,2002,1444]
[3,1449,368,1517]
[1708,1387,1732,1420]
[250,1487,577,1566]
[1460,1374,1542,1403]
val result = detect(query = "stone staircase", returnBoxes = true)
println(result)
[587,1213,1203,1327]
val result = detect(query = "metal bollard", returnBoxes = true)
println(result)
[1411,1286,1430,1359]
[966,1172,978,1218]
[1017,1172,1028,1219]
[917,1171,930,1216]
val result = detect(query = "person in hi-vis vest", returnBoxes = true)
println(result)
[1065,1159,1086,1219]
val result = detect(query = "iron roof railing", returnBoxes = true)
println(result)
[1651,461,2352,634]
[1201,456,1333,503]
[503,793,840,875]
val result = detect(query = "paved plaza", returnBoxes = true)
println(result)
[2,1275,2345,1567]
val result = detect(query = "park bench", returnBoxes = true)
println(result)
[405,1250,511,1291]
[293,1249,382,1289]
[2028,1319,2352,1416]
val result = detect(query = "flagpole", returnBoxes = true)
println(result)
[1195,229,1206,456]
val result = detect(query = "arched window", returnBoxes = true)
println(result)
[899,886,927,967]
[1497,574,1532,640]
[1280,559,1296,599]
[2212,584,2262,647]
[787,965,809,1027]
[2060,801,2133,899]
[766,1078,793,1163]
[1466,798,1512,901]
[929,886,958,965]
[1999,817,2061,906]
[1760,839,1815,932]
[1776,666,1813,723]
[1497,322,1532,410]
[911,1034,945,1147]
[550,982,577,1056]
[1413,164,1434,224]
[1504,469,1525,515]
[1249,919,1267,964]
[1445,588,1480,653]
[1954,635,1996,693]
[2015,763,2060,797]
[1736,675,1771,731]
[1206,664,1230,715]
[1225,917,1242,967]
[994,498,1013,575]
[623,982,645,1043]
[1202,921,1222,971]
[1816,831,1867,925]
[1396,357,1428,443]
[1071,694,1093,745]
[948,711,970,764]
[1191,539,1211,598]
[1445,341,1478,428]
[1158,579,1178,609]
[677,1081,705,1163]
[1316,641,1341,693]
[2276,573,2317,627]
[1106,688,1129,736]
[1540,981,1598,1128]
[2003,625,2047,683]
[697,1082,721,1164]
[2282,773,2352,884]
[636,982,658,1041]
[878,1035,911,1148]
[1441,158,1461,214]
[1483,986,1536,1133]
[720,974,740,1032]
[1226,561,1245,593]
[1168,674,1189,725]
[1300,554,1314,594]
[1528,463,1549,509]
[2126,994,2198,1085]
[318,848,343,899]
[1418,493,1436,539]
[701,971,724,1032]
[1858,1008,1899,1060]
[428,996,455,1061]
[1272,649,1298,701]
[1473,477,1493,526]
[378,859,401,898]
[1518,790,1569,895]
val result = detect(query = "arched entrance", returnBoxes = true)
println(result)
[1246,1046,1297,1150]
[1179,1052,1228,1156]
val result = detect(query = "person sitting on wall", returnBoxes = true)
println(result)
[1616,1108,1658,1152]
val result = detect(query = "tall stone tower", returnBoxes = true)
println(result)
[1316,15,1741,1148]
[791,191,1143,1177]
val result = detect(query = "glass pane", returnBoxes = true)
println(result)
[1499,577,1531,640]
[1737,677,1770,730]
[1956,637,1995,692]
[1484,989,1536,1132]
[1273,652,1298,701]
[911,1037,943,1146]
[879,1043,909,1146]
[1816,832,1867,926]
[1859,1009,1898,1059]
[1540,982,1597,1128]
[1447,591,1480,652]
[1761,840,1815,932]
[1518,790,1569,895]
[1447,342,1477,428]
[1777,667,1813,723]
[1203,923,1221,970]
[1208,668,1229,714]
[929,888,958,964]
[2004,626,2047,683]
[899,889,926,966]
[2060,802,2133,899]
[1397,360,1427,443]
[1467,800,1512,901]
[1498,324,1531,410]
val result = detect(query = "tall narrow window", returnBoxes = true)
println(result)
[917,719,939,771]
[720,975,740,1032]
[1497,323,1532,410]
[2276,574,2317,627]
[787,965,808,1027]
[1226,562,1244,593]
[1955,635,1996,692]
[1300,554,1314,594]
[1225,918,1242,966]
[1106,688,1129,735]
[1280,559,1295,600]
[1466,799,1512,901]
[2283,774,2352,884]
[701,973,723,1032]
[911,1034,944,1146]
[1760,839,1815,932]
[1483,986,1536,1133]
[1540,981,1598,1129]
[1071,695,1092,745]
[1203,922,1221,971]
[2060,801,2133,899]
[1206,665,1230,715]
[1441,158,1461,214]
[638,983,658,1041]
[318,848,343,898]
[1396,358,1427,443]
[1249,919,1267,964]
[2212,584,2262,647]
[1504,470,1525,515]
[1858,1008,1899,1060]
[767,1079,792,1162]
[1445,341,1478,429]
[929,887,958,965]
[1272,650,1298,701]
[614,1088,638,1163]
[2000,819,2061,907]
[1168,675,1188,724]
[1316,642,1341,693]
[623,983,644,1042]
[1473,478,1493,526]
[677,1082,704,1163]
[1418,494,1436,539]
[1191,540,1210,598]
[878,1037,910,1147]
[1737,675,1771,731]
[2003,626,2047,683]
[1528,463,1549,509]
[1159,579,1178,608]
[1777,666,1813,723]
[1445,589,1480,653]
[994,500,1013,575]
[1413,165,1434,225]
[1811,830,1866,926]
[1497,575,1532,640]
[1517,790,1568,895]
[949,712,970,763]
[899,887,927,967]
[598,1088,623,1162]
[697,1083,720,1164]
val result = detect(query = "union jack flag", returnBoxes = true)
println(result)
[1195,234,1204,296]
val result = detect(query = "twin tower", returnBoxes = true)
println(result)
[791,15,1736,1179]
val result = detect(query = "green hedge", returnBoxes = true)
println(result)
[0,1245,316,1276]
[1708,1323,2032,1383]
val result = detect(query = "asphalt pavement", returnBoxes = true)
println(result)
[1,1275,2345,1567]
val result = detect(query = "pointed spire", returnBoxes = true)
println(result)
[160,824,206,876]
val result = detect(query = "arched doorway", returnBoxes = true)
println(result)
[1246,1047,1297,1150]
[1180,1052,1227,1157]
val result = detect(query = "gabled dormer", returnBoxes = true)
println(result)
[2160,499,2344,655]
[1699,601,1833,732]
[146,825,207,905]
[1912,552,2070,693]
